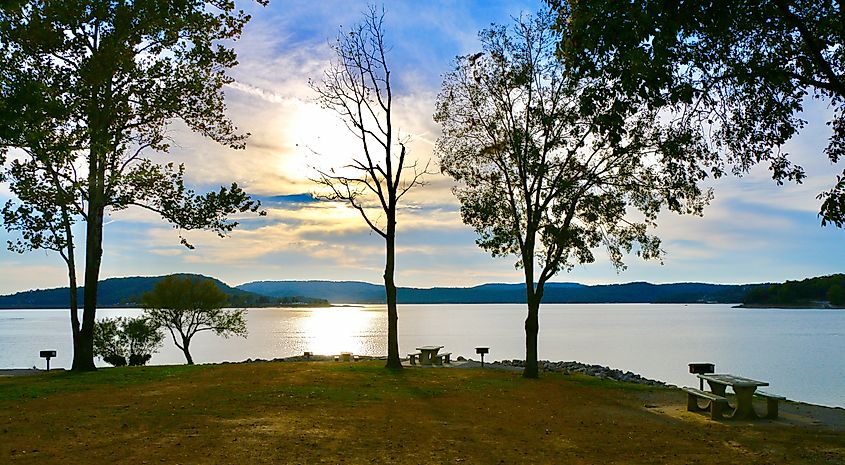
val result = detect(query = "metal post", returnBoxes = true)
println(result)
[475,347,489,368]
[40,350,56,371]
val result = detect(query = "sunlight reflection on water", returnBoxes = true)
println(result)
[300,306,381,356]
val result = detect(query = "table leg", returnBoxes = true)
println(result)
[706,381,727,397]
[731,387,758,420]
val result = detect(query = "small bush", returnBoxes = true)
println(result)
[93,317,163,367]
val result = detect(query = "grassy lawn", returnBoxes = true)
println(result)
[1,361,843,464]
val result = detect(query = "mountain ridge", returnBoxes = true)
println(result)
[0,275,771,308]
[237,279,763,304]
[0,274,329,309]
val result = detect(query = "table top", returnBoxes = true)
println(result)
[416,346,443,351]
[697,373,769,388]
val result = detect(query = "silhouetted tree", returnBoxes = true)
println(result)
[310,6,427,369]
[548,0,845,227]
[435,11,710,378]
[93,316,163,367]
[0,1,265,371]
[142,276,247,365]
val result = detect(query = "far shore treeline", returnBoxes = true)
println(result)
[739,274,845,308]
[5,273,844,309]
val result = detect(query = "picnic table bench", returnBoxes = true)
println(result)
[685,373,784,420]
[682,386,729,419]
[416,346,444,366]
[408,346,451,366]
[433,352,452,365]
[755,390,786,419]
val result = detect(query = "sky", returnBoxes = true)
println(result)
[0,0,843,295]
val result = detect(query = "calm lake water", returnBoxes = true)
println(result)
[1,304,843,408]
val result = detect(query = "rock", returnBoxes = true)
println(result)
[491,358,665,386]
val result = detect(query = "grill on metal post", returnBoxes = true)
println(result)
[688,363,715,390]
[40,350,56,371]
[475,347,489,368]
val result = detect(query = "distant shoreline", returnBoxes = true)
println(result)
[734,303,845,309]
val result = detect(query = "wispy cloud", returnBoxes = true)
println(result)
[1,0,842,294]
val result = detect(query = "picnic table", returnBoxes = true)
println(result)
[697,373,769,420]
[415,345,444,366]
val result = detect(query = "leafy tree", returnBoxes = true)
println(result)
[93,318,127,367]
[142,276,247,365]
[0,0,266,371]
[93,316,163,367]
[310,6,427,369]
[548,0,845,226]
[434,11,709,378]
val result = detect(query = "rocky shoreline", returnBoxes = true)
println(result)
[486,359,668,386]
[229,354,668,386]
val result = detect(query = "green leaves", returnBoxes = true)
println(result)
[435,10,707,289]
[549,0,845,226]
[142,276,247,364]
[93,316,164,367]
[0,0,265,369]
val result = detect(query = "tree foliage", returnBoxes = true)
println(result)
[0,0,265,371]
[142,275,247,365]
[93,316,163,367]
[310,6,427,370]
[434,11,710,378]
[742,273,845,307]
[548,0,845,226]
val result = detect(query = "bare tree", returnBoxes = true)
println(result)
[310,6,427,369]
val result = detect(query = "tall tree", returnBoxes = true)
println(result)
[142,276,247,365]
[435,11,710,378]
[310,6,427,370]
[0,0,265,371]
[548,0,845,227]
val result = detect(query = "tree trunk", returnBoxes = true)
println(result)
[522,235,540,379]
[73,59,111,371]
[72,200,104,372]
[182,337,194,365]
[65,224,81,367]
[68,261,81,368]
[523,293,541,379]
[384,214,402,369]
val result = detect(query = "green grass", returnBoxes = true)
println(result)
[0,361,841,465]
[0,364,203,401]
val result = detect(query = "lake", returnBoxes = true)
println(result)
[1,304,843,408]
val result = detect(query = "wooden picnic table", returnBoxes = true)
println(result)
[697,373,769,420]
[415,345,443,366]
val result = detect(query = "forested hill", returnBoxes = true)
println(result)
[740,274,845,308]
[0,274,329,309]
[238,280,759,304]
[2,276,778,308]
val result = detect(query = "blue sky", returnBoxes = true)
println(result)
[0,0,842,295]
